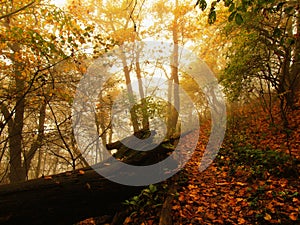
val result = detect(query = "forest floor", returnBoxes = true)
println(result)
[171,131,299,224]
[79,100,300,225]
[122,100,300,225]
[170,101,300,225]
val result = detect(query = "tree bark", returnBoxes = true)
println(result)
[120,49,140,133]
[135,48,150,131]
[159,185,176,225]
[8,49,26,183]
[24,100,47,177]
[167,0,180,138]
[0,131,180,225]
[0,164,143,225]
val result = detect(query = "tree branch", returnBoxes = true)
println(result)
[0,1,35,20]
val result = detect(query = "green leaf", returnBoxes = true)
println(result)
[208,10,216,24]
[229,3,235,12]
[224,0,233,7]
[149,184,157,193]
[130,201,136,205]
[237,5,247,12]
[235,13,243,25]
[228,11,236,22]
[196,0,207,11]
[242,0,252,7]
[132,195,139,201]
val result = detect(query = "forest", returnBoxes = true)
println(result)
[0,0,299,224]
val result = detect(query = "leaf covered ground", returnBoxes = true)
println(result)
[171,100,300,225]
[78,99,300,225]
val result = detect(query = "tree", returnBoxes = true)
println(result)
[220,0,299,127]
[0,0,91,183]
[68,0,151,134]
[0,127,181,224]
[150,0,204,137]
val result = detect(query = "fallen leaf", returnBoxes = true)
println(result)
[238,218,246,224]
[196,206,204,213]
[264,213,272,221]
[178,195,185,202]
[289,212,298,221]
[206,212,216,220]
[236,182,247,186]
[172,205,181,210]
[124,217,132,223]
[147,219,154,225]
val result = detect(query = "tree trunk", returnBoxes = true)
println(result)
[120,49,140,133]
[159,185,176,225]
[0,164,143,225]
[167,0,180,138]
[24,100,47,178]
[289,5,300,109]
[8,55,26,183]
[0,131,180,225]
[136,49,150,131]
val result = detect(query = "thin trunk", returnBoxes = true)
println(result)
[167,0,180,138]
[24,100,47,177]
[99,108,107,147]
[120,50,140,133]
[172,42,180,134]
[9,77,26,183]
[35,149,42,178]
[47,101,76,170]
[166,78,173,137]
[136,49,149,131]
[289,6,300,109]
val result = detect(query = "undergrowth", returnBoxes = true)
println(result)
[217,145,296,180]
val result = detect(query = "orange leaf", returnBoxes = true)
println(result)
[289,212,298,221]
[178,195,185,202]
[147,220,154,225]
[124,217,132,223]
[264,213,272,221]
[206,212,216,220]
[172,205,181,210]
[238,218,246,224]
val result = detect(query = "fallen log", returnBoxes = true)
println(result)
[0,163,143,225]
[0,131,181,225]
